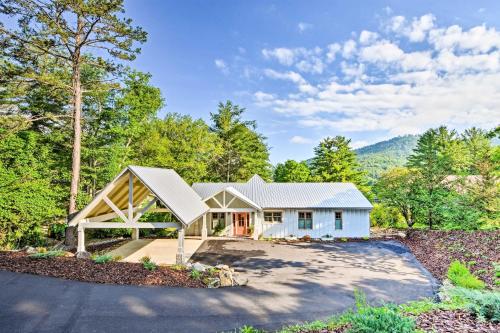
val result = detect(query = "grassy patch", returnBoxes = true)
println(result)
[92,254,113,264]
[447,260,485,289]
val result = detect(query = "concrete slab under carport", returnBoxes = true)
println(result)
[107,238,204,265]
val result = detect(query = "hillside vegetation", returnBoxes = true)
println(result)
[355,135,419,183]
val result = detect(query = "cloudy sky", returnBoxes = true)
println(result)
[125,0,500,163]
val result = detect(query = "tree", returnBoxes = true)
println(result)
[1,0,147,244]
[311,136,369,194]
[407,126,468,228]
[209,101,271,181]
[374,167,425,229]
[273,160,311,182]
[132,114,222,184]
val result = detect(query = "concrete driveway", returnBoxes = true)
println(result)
[0,240,437,333]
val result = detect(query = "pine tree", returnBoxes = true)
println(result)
[273,160,311,182]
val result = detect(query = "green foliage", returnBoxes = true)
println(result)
[140,256,157,271]
[356,135,419,184]
[29,250,65,259]
[93,254,113,264]
[399,299,440,315]
[347,304,416,333]
[447,261,485,289]
[370,204,406,228]
[239,325,264,333]
[209,101,272,182]
[273,160,311,182]
[444,286,500,322]
[311,136,370,196]
[190,269,202,280]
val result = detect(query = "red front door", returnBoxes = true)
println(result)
[233,213,249,236]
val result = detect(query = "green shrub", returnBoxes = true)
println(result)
[399,299,440,315]
[447,287,500,323]
[190,269,202,280]
[143,260,157,271]
[49,223,66,240]
[140,255,151,264]
[239,325,263,333]
[93,254,113,264]
[348,305,415,333]
[28,250,65,259]
[447,260,485,289]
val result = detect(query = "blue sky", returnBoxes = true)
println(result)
[127,1,499,163]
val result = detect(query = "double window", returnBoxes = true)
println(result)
[211,213,225,229]
[335,212,343,230]
[298,211,313,229]
[264,211,282,223]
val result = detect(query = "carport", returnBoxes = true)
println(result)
[67,166,209,264]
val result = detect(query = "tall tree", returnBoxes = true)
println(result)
[1,0,147,244]
[311,136,369,194]
[407,126,468,228]
[274,160,311,182]
[209,101,271,181]
[374,167,425,229]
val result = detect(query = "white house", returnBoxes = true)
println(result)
[68,166,372,264]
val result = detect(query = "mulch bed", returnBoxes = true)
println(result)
[0,251,205,287]
[416,309,499,332]
[398,230,500,288]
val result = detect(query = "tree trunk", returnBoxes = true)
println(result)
[65,17,83,246]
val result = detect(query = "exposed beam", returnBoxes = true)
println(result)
[128,173,134,221]
[209,208,257,213]
[212,196,223,208]
[80,222,180,229]
[133,198,157,223]
[226,196,236,207]
[103,195,130,223]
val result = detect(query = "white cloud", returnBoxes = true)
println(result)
[298,22,313,33]
[262,48,296,66]
[342,39,357,58]
[255,13,500,136]
[351,140,369,149]
[290,135,313,144]
[214,59,229,74]
[359,30,379,45]
[326,43,341,62]
[359,41,404,63]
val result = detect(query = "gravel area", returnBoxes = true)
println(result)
[416,309,499,333]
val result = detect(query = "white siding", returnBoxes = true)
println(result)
[261,209,370,239]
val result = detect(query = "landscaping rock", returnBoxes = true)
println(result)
[233,274,249,286]
[76,251,91,259]
[206,277,220,288]
[62,251,75,257]
[219,268,233,287]
[192,262,208,272]
[24,246,37,254]
[215,264,229,270]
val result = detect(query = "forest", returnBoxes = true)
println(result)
[0,0,498,249]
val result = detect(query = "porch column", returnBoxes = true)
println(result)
[176,226,185,264]
[77,224,85,252]
[201,214,207,240]
[253,211,262,240]
[131,228,139,240]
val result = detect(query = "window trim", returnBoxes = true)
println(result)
[263,210,283,224]
[298,210,313,230]
[335,211,343,230]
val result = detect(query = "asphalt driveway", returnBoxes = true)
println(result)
[0,240,437,333]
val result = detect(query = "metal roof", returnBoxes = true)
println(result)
[192,175,373,209]
[69,166,209,226]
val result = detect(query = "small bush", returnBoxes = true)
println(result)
[28,250,65,259]
[348,305,415,333]
[341,237,348,242]
[399,299,440,315]
[140,255,151,264]
[171,264,186,271]
[93,254,113,264]
[446,287,500,323]
[239,325,263,333]
[113,255,123,261]
[447,260,485,289]
[190,269,202,280]
[143,260,157,271]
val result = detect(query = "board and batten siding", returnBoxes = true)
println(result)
[261,209,370,239]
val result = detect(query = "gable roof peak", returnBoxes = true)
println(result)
[248,174,266,185]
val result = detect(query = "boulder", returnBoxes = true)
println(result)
[215,264,229,270]
[24,246,37,254]
[219,269,233,287]
[233,274,249,286]
[62,251,75,257]
[192,262,208,272]
[76,251,91,259]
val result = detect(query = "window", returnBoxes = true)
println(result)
[298,211,313,229]
[212,213,225,229]
[264,211,282,223]
[335,212,343,230]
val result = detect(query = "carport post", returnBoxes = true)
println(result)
[176,226,185,264]
[77,224,85,253]
[201,214,207,240]
[129,173,139,240]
